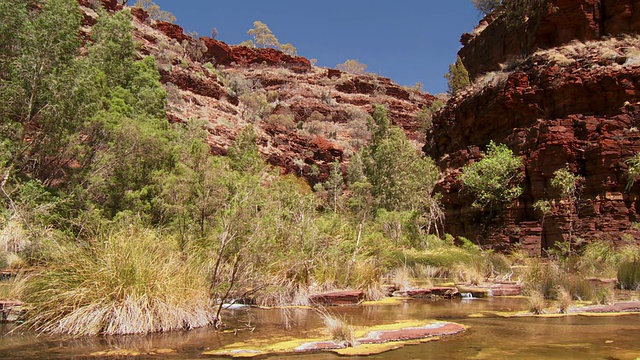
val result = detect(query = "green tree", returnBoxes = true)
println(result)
[550,166,584,258]
[87,9,135,87]
[245,21,278,48]
[363,105,439,213]
[444,56,470,95]
[242,21,298,56]
[134,0,176,23]
[472,0,502,15]
[0,0,85,184]
[460,141,524,211]
[227,125,264,174]
[323,160,344,213]
[533,199,552,250]
[336,59,367,75]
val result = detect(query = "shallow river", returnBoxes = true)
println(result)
[1,297,639,359]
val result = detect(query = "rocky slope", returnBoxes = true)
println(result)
[427,0,640,254]
[79,0,436,186]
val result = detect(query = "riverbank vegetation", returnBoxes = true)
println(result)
[1,0,640,337]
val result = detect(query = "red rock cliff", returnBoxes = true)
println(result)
[428,1,640,254]
[460,0,640,80]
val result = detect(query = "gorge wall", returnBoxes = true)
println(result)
[427,0,640,254]
[78,1,436,186]
[460,0,640,80]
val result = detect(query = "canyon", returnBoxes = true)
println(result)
[80,0,640,254]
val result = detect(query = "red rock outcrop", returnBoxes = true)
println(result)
[427,30,640,253]
[200,37,311,73]
[460,0,640,80]
[119,4,434,183]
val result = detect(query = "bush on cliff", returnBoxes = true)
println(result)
[459,141,523,212]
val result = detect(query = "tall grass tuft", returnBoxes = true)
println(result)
[319,310,357,347]
[528,290,547,314]
[556,286,573,313]
[19,226,214,336]
[617,259,640,290]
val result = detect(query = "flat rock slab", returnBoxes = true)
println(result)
[393,287,460,299]
[1,300,24,322]
[204,320,465,357]
[357,322,465,344]
[309,290,364,306]
[577,301,640,313]
[489,284,522,296]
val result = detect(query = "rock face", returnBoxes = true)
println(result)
[115,5,434,185]
[427,1,640,253]
[460,0,640,80]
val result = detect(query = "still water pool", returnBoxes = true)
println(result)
[1,297,639,359]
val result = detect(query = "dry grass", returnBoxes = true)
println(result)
[19,225,213,336]
[391,267,412,291]
[556,286,573,313]
[319,310,357,347]
[528,290,547,314]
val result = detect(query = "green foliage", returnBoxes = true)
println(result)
[551,166,583,200]
[460,141,523,210]
[533,199,552,216]
[362,105,439,213]
[336,59,367,75]
[415,100,445,132]
[227,125,264,174]
[323,160,344,212]
[471,0,502,15]
[444,56,470,95]
[88,8,135,87]
[625,153,640,190]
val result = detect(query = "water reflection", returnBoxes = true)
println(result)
[1,297,639,359]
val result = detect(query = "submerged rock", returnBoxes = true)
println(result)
[203,320,465,357]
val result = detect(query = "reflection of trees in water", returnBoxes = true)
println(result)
[60,326,222,354]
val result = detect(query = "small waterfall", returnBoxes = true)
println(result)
[460,292,474,299]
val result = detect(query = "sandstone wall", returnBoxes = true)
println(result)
[460,0,640,80]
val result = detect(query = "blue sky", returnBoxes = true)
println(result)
[151,1,481,94]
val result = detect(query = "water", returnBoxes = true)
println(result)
[1,297,639,359]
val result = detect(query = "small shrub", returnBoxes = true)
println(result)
[320,311,357,347]
[265,114,296,131]
[444,56,470,95]
[336,59,367,75]
[617,259,640,290]
[528,290,547,314]
[576,240,617,277]
[391,267,412,291]
[592,286,614,305]
[459,141,524,211]
[556,286,573,313]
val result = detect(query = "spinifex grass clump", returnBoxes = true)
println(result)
[20,226,213,336]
